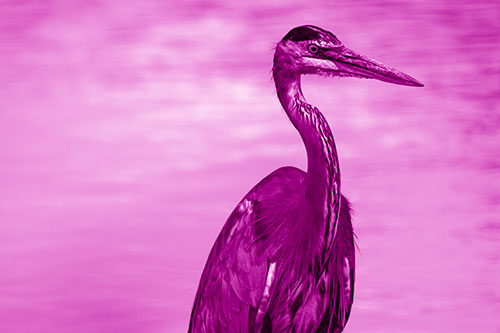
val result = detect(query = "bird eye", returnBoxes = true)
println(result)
[308,44,319,54]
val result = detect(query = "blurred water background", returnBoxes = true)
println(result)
[1,0,499,332]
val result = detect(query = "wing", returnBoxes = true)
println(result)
[316,194,356,332]
[189,196,266,332]
[189,166,306,332]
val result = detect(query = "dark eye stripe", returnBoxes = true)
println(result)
[284,26,321,41]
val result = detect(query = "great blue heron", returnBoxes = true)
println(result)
[189,25,423,332]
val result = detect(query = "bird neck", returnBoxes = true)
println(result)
[273,68,342,256]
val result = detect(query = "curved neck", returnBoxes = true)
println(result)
[273,67,341,256]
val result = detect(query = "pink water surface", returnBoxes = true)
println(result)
[1,0,499,332]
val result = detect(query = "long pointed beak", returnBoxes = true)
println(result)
[325,46,424,87]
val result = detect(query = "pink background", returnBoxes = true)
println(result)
[1,0,499,332]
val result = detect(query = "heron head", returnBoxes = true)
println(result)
[275,25,423,87]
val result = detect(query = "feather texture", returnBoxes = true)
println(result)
[189,167,355,332]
